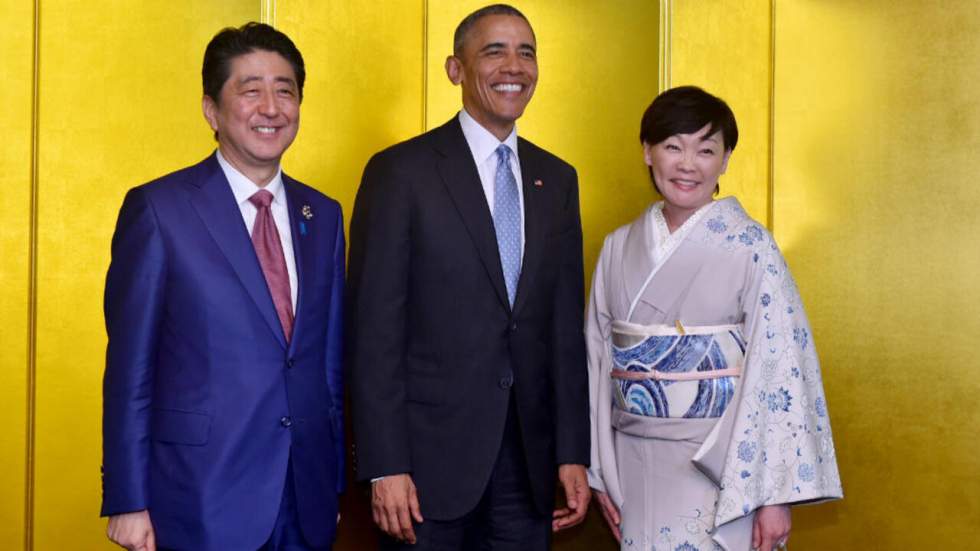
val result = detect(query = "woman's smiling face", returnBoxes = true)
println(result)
[644,123,731,215]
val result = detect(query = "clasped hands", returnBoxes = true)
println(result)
[371,464,591,544]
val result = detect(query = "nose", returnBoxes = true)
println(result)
[258,88,280,117]
[500,50,523,73]
[677,151,696,172]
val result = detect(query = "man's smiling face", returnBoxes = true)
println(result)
[447,14,538,140]
[203,49,300,183]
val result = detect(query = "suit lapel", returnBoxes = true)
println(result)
[512,139,543,315]
[434,119,511,311]
[187,154,288,349]
[283,175,315,354]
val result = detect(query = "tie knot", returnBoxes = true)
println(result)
[249,189,274,209]
[495,144,511,164]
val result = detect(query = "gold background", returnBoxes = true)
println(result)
[4,0,978,549]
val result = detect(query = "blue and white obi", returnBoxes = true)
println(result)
[610,320,745,419]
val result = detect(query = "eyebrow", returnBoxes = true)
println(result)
[478,41,537,54]
[237,75,297,87]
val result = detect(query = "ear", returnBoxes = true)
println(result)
[719,149,733,175]
[642,142,655,167]
[202,95,219,132]
[445,55,463,85]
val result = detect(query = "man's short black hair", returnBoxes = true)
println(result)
[640,86,738,151]
[202,22,305,104]
[453,4,534,56]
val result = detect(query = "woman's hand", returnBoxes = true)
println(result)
[752,504,791,551]
[592,489,622,542]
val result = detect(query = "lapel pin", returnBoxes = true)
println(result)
[533,179,543,188]
[301,205,314,220]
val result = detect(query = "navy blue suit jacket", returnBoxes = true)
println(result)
[101,154,345,550]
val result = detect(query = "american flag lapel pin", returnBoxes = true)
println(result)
[533,179,543,188]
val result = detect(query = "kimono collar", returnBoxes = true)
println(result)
[620,200,722,321]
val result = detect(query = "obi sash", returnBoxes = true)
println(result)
[610,320,745,419]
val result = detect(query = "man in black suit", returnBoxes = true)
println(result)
[348,4,590,550]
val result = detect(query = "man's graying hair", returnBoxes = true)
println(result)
[453,4,535,56]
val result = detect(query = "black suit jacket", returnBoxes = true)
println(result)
[349,117,589,519]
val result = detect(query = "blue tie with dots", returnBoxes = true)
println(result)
[493,144,522,306]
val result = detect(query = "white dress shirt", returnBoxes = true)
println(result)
[216,149,298,312]
[458,109,526,259]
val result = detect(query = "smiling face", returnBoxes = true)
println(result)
[202,49,300,185]
[644,124,732,223]
[446,14,538,140]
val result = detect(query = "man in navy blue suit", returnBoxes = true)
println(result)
[101,23,344,551]
[349,5,590,550]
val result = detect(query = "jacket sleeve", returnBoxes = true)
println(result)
[326,205,347,493]
[586,235,617,496]
[101,187,166,516]
[550,167,591,466]
[347,153,414,480]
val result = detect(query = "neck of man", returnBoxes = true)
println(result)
[464,107,516,142]
[218,145,279,187]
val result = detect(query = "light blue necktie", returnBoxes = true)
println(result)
[493,145,522,306]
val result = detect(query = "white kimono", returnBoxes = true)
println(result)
[587,198,842,551]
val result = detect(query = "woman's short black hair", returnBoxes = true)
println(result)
[640,86,738,151]
[202,22,305,104]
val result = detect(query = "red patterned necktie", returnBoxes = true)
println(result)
[249,189,294,342]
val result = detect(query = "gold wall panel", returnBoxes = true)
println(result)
[668,0,772,224]
[0,1,34,546]
[426,0,661,282]
[32,2,257,549]
[773,2,980,547]
[276,0,424,221]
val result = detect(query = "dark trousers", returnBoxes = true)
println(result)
[161,458,322,551]
[380,399,551,551]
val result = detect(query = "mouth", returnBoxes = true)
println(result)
[492,83,525,93]
[253,125,280,135]
[669,178,701,191]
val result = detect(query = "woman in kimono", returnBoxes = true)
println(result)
[587,86,842,551]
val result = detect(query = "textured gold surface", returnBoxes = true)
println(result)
[0,1,34,546]
[30,3,256,549]
[669,0,772,224]
[773,2,980,547]
[276,0,425,220]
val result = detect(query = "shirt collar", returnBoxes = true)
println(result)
[215,149,285,207]
[458,108,519,165]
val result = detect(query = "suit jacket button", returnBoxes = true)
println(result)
[280,416,293,427]
[287,359,295,369]
[498,375,514,389]
[510,322,518,332]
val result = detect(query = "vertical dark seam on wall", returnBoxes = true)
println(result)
[25,0,40,549]
[422,0,429,132]
[767,0,776,232]
[659,0,671,92]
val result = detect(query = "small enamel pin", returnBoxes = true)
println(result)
[533,179,543,188]
[301,205,314,219]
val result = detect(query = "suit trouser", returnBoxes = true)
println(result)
[380,395,551,551]
[161,456,326,551]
